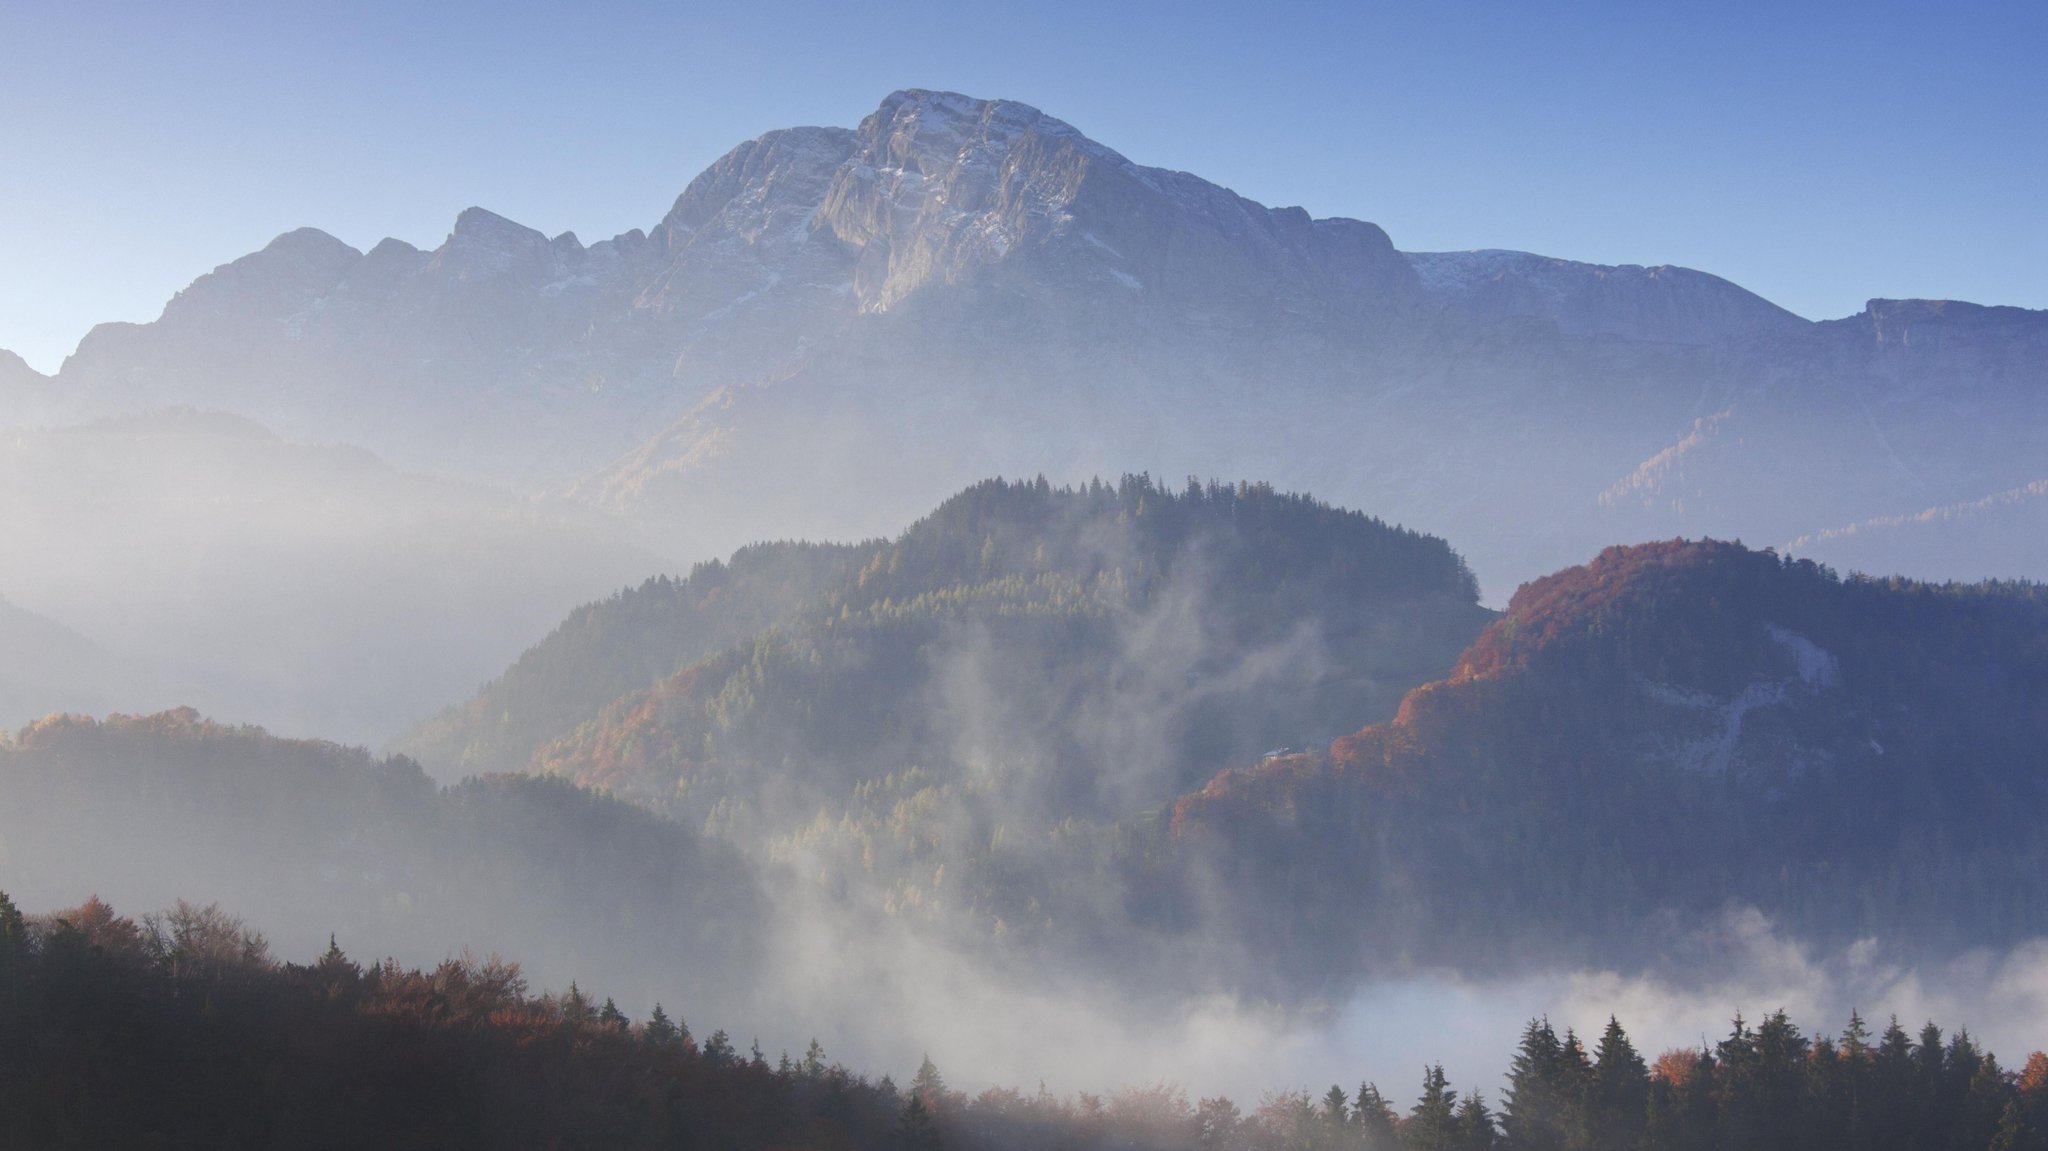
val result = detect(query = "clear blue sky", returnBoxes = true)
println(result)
[2,0,2042,372]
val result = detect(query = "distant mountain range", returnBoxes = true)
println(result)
[5,88,2042,598]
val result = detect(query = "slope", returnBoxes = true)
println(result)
[1165,540,2048,991]
[407,476,1492,827]
[0,708,761,1013]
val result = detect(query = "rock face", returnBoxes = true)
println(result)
[10,89,2047,596]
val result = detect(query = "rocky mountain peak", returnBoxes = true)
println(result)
[859,88,1106,170]
[655,126,857,247]
[447,207,551,253]
[429,207,561,282]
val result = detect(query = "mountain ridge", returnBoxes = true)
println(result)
[1163,539,2048,987]
[5,88,2045,598]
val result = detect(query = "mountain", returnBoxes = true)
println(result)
[1163,540,2048,991]
[0,409,667,742]
[401,476,1493,824]
[17,89,2043,596]
[1787,477,2048,584]
[0,708,761,1011]
[402,539,870,777]
[1406,248,1807,344]
[0,595,136,722]
[0,348,44,392]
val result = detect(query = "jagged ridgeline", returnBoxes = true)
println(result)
[401,475,1492,819]
[1165,541,2048,989]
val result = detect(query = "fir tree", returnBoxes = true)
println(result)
[900,1094,942,1151]
[1357,1082,1401,1149]
[1407,1065,1457,1151]
[701,1028,735,1066]
[911,1054,947,1110]
[1453,1090,1497,1151]
[1323,1084,1351,1132]
[1503,1018,1567,1151]
[1589,1015,1648,1151]
[643,1003,679,1046]
[559,981,593,1025]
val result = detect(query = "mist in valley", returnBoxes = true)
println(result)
[4,9,2047,1144]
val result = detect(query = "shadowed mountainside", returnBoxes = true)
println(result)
[1164,540,2048,991]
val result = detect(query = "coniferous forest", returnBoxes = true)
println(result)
[6,889,2048,1151]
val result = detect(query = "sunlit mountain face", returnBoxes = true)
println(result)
[9,91,2044,609]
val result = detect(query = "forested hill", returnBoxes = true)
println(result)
[402,475,1491,818]
[0,709,762,1012]
[403,540,870,777]
[1166,540,2048,986]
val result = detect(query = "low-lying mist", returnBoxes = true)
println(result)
[733,899,2048,1105]
[0,409,669,743]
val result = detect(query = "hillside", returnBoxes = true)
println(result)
[402,540,869,778]
[0,709,761,1012]
[1164,541,2048,990]
[403,475,1492,824]
[0,596,137,724]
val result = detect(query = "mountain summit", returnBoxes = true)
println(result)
[4,88,2044,594]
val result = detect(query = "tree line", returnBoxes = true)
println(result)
[6,888,2048,1150]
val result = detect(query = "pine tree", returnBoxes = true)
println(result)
[702,1028,735,1066]
[900,1094,942,1151]
[1589,1015,1648,1151]
[1556,1028,1593,1147]
[1453,1090,1497,1151]
[598,997,628,1031]
[1357,1082,1401,1149]
[1991,1097,2036,1151]
[1949,1047,2008,1151]
[1503,1018,1567,1151]
[1407,1065,1457,1151]
[560,981,593,1025]
[803,1038,827,1078]
[1839,1010,1875,1148]
[911,1054,947,1110]
[1873,1017,1916,1151]
[1323,1084,1352,1139]
[643,1003,679,1046]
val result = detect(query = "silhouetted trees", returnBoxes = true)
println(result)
[4,889,2046,1151]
